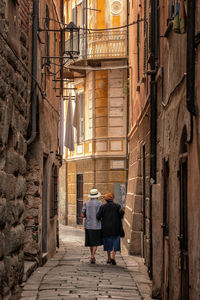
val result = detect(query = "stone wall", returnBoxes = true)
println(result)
[0,0,31,298]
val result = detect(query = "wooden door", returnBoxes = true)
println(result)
[179,155,189,300]
[77,174,83,225]
[162,159,169,300]
[42,157,48,253]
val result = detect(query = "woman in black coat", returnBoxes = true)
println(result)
[96,193,124,265]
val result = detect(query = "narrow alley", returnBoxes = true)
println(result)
[20,225,152,300]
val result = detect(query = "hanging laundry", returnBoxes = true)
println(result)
[173,0,186,34]
[59,97,65,156]
[65,95,75,151]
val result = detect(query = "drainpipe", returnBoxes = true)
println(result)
[27,0,39,145]
[149,0,157,279]
[186,0,196,143]
[126,0,129,187]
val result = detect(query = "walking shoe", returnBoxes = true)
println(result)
[111,259,116,265]
[90,257,96,264]
[106,260,111,264]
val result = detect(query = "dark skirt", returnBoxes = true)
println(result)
[85,229,102,247]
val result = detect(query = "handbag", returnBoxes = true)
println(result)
[119,219,125,238]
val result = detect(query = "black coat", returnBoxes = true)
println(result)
[96,201,124,238]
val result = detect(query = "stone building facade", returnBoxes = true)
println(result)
[0,0,31,298]
[126,0,200,300]
[60,0,128,226]
[0,0,62,298]
[152,1,200,299]
[124,0,151,267]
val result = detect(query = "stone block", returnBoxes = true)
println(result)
[129,231,142,255]
[5,201,24,226]
[108,170,126,182]
[5,150,19,174]
[67,193,76,205]
[0,198,6,230]
[96,107,108,117]
[4,174,16,200]
[15,175,26,199]
[0,79,7,100]
[134,195,143,213]
[4,251,24,288]
[96,159,108,171]
[95,88,108,98]
[83,159,95,171]
[95,78,108,89]
[109,87,123,98]
[20,31,27,48]
[95,171,108,183]
[18,155,26,175]
[0,146,6,170]
[95,127,108,138]
[84,172,94,183]
[132,213,143,231]
[0,233,5,259]
[95,98,108,108]
[14,95,26,117]
[4,224,24,255]
[68,162,76,173]
[95,71,108,80]
[0,101,12,145]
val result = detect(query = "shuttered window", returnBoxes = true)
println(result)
[50,165,58,218]
[143,0,147,74]
[54,33,56,84]
[46,5,50,66]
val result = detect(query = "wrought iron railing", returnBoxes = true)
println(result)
[65,29,127,60]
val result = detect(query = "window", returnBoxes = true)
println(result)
[50,164,58,218]
[77,93,84,144]
[143,0,147,74]
[54,33,57,85]
[46,5,50,66]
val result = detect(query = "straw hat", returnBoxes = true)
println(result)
[88,188,101,198]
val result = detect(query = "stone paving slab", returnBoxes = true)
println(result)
[19,225,153,300]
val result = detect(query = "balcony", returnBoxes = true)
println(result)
[65,29,127,61]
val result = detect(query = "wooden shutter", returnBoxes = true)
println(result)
[46,5,50,66]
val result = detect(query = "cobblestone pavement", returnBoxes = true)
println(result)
[20,225,152,300]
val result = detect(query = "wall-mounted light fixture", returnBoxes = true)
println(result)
[64,21,80,59]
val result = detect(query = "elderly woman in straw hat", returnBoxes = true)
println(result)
[81,188,102,264]
[96,193,124,265]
